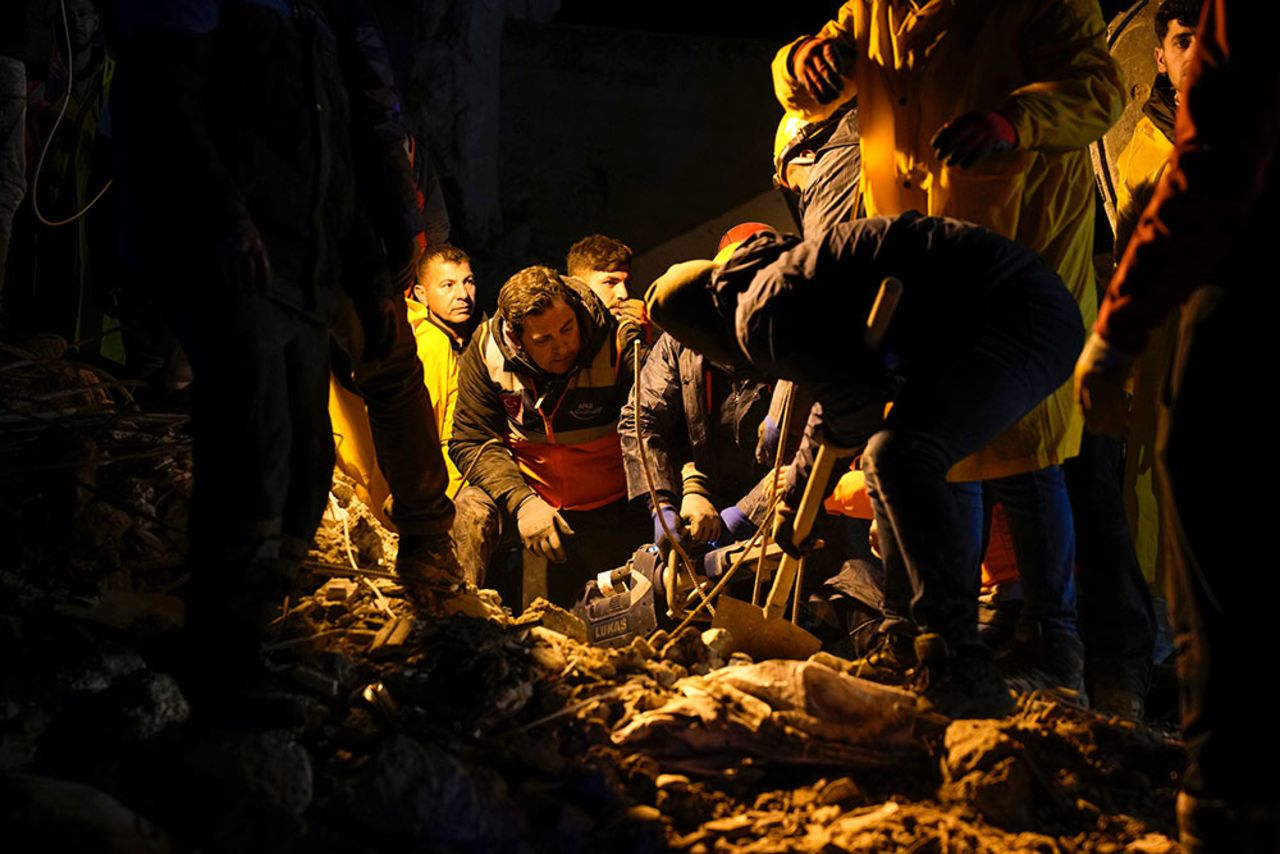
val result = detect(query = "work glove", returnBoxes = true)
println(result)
[517,495,575,563]
[931,110,1018,169]
[216,218,271,295]
[357,295,402,363]
[652,504,686,549]
[611,298,649,330]
[680,493,722,544]
[719,505,757,543]
[792,37,849,104]
[1074,332,1137,438]
[771,499,821,560]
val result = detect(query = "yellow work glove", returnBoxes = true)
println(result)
[516,495,575,564]
[1074,332,1137,438]
[680,493,722,544]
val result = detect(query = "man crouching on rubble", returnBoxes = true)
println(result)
[647,214,1083,718]
[449,267,650,605]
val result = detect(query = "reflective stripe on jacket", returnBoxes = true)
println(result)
[449,278,647,515]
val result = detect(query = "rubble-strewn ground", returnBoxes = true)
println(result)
[0,348,1184,852]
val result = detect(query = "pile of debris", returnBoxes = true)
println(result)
[0,348,1185,851]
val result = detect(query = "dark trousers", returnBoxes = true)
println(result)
[1160,288,1278,803]
[861,270,1084,646]
[452,486,650,607]
[170,291,334,670]
[1065,430,1157,692]
[330,292,453,537]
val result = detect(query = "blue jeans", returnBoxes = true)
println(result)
[859,269,1083,646]
[974,466,1079,637]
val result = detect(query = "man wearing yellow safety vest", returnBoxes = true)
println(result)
[772,0,1125,695]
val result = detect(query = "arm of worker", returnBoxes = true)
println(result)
[330,0,422,292]
[125,2,267,291]
[448,329,538,516]
[770,2,858,119]
[618,334,684,508]
[995,0,1125,154]
[615,305,651,384]
[781,393,880,508]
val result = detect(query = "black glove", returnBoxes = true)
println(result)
[793,37,850,104]
[931,110,1018,169]
[771,499,821,560]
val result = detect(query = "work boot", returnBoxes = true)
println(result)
[849,630,917,684]
[1178,791,1280,854]
[910,633,1016,719]
[1090,659,1148,720]
[396,533,464,603]
[1002,620,1088,701]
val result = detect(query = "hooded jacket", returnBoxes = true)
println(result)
[449,278,647,515]
[771,0,1124,480]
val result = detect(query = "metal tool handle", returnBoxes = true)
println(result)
[762,442,842,620]
[865,276,903,351]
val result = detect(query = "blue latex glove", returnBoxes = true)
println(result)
[719,505,757,543]
[652,505,686,548]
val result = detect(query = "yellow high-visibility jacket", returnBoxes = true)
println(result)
[1114,112,1175,585]
[1115,114,1174,216]
[772,0,1124,481]
[406,299,468,499]
[329,301,471,530]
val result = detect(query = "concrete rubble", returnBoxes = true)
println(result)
[0,349,1185,851]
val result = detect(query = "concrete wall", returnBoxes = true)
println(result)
[496,21,783,288]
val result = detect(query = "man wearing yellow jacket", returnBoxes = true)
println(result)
[773,0,1124,692]
[407,244,483,498]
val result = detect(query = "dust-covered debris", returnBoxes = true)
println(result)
[0,356,1184,851]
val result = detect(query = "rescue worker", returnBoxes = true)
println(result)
[772,0,1125,693]
[617,330,772,549]
[328,242,475,564]
[115,0,420,705]
[448,266,649,603]
[649,213,1084,718]
[408,243,481,498]
[1115,0,1202,216]
[566,234,648,337]
[1076,0,1280,845]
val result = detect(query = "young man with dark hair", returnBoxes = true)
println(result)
[448,266,649,602]
[1115,0,1203,215]
[566,233,647,332]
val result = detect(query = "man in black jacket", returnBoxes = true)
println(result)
[115,0,420,695]
[648,214,1083,718]
[449,267,648,605]
[617,332,772,548]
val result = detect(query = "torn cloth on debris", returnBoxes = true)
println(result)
[612,659,937,770]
